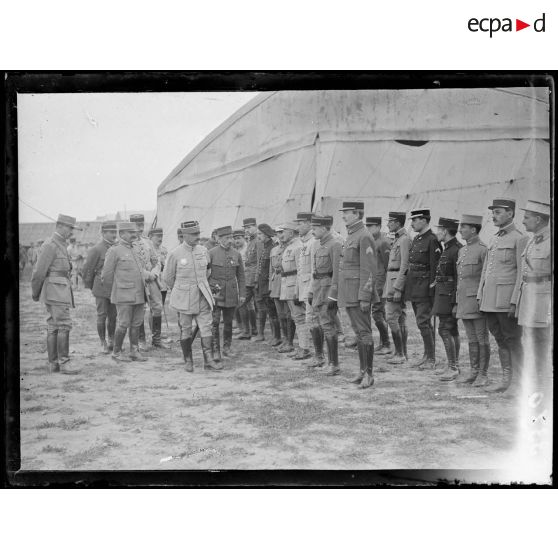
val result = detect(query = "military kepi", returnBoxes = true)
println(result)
[232,229,245,237]
[311,215,333,226]
[388,211,406,222]
[294,212,314,222]
[410,208,431,219]
[57,214,83,230]
[129,214,145,223]
[521,200,550,216]
[258,223,275,237]
[181,220,201,234]
[365,217,382,226]
[243,217,257,227]
[437,217,459,229]
[148,227,163,236]
[118,222,137,233]
[460,214,483,226]
[488,198,516,211]
[215,225,233,237]
[339,201,364,211]
[101,220,118,232]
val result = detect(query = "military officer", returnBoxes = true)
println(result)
[208,225,246,361]
[365,217,392,355]
[517,200,551,405]
[237,217,259,339]
[270,226,292,350]
[279,222,309,359]
[148,227,169,306]
[384,212,410,365]
[177,228,184,244]
[432,217,463,381]
[163,221,222,372]
[129,214,167,350]
[82,220,118,354]
[477,198,528,393]
[408,208,442,370]
[31,214,82,374]
[294,212,320,364]
[454,214,490,386]
[232,228,247,332]
[307,215,343,375]
[254,223,280,344]
[330,201,377,389]
[101,222,148,363]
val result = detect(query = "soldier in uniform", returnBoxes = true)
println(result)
[31,214,82,373]
[237,218,259,339]
[477,198,528,393]
[330,201,377,389]
[82,220,118,354]
[517,200,551,406]
[294,212,320,364]
[269,226,291,350]
[204,230,218,251]
[408,208,442,370]
[208,226,246,361]
[163,221,222,372]
[279,222,310,359]
[365,217,392,355]
[149,227,169,306]
[67,237,81,289]
[254,223,280,344]
[454,214,490,386]
[432,217,463,381]
[232,228,247,332]
[307,215,343,375]
[101,222,148,362]
[384,212,410,365]
[129,214,168,350]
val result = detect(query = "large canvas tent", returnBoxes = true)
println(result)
[157,88,550,248]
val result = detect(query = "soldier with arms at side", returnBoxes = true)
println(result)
[237,218,259,339]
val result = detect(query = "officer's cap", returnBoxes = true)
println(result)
[100,220,118,232]
[258,223,275,237]
[181,221,201,234]
[311,215,333,227]
[56,214,83,230]
[521,200,550,217]
[129,214,145,223]
[365,216,382,226]
[460,214,483,226]
[388,211,406,222]
[215,225,233,237]
[232,229,246,237]
[488,198,516,211]
[437,217,459,229]
[410,208,431,219]
[176,228,184,236]
[278,221,298,231]
[243,217,257,227]
[294,212,315,222]
[148,227,163,236]
[118,222,137,233]
[339,201,364,212]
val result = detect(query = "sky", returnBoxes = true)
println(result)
[17,91,258,223]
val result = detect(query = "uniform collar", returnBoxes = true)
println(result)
[496,222,516,236]
[54,232,67,245]
[533,225,549,243]
[320,232,332,245]
[415,227,430,239]
[286,236,299,247]
[346,220,364,234]
[301,230,313,242]
[218,243,230,251]
[119,239,133,248]
[395,227,407,238]
[466,235,480,246]
[444,236,458,249]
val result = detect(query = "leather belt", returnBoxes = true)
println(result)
[523,275,551,283]
[435,276,455,283]
[281,270,297,277]
[409,264,428,271]
[313,271,333,279]
[47,271,70,278]
[388,267,400,272]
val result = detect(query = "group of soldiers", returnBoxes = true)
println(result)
[30,197,552,405]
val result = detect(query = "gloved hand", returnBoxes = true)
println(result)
[359,301,371,313]
[507,304,517,319]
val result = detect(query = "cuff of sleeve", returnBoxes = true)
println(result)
[327,296,337,302]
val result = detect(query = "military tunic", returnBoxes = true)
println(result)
[407,229,442,303]
[432,237,463,316]
[297,230,317,302]
[244,234,260,288]
[208,245,246,307]
[269,243,285,299]
[384,227,410,299]
[31,232,74,332]
[133,236,163,318]
[455,236,487,320]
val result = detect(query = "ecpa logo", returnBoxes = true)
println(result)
[468,13,546,37]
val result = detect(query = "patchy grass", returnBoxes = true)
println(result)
[41,445,66,454]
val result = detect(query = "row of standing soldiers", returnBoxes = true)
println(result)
[31,198,551,404]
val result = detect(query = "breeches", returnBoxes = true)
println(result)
[274,298,291,320]
[287,299,310,349]
[345,305,373,345]
[314,303,338,338]
[116,303,145,329]
[45,303,72,332]
[386,300,407,332]
[146,280,162,317]
[241,285,257,312]
[437,314,459,338]
[178,296,213,339]
[412,301,434,335]
[462,317,489,344]
[95,296,116,326]
[485,312,522,349]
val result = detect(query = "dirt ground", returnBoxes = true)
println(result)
[18,274,520,471]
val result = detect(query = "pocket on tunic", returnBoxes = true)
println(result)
[116,281,136,303]
[465,287,478,297]
[45,277,70,303]
[495,282,514,308]
[496,246,513,265]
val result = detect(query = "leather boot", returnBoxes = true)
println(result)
[324,335,340,376]
[129,326,148,361]
[439,334,459,381]
[457,342,480,384]
[255,310,266,342]
[472,344,490,387]
[249,308,257,337]
[236,306,251,339]
[292,347,312,360]
[107,317,115,351]
[151,316,170,348]
[485,346,512,393]
[375,320,391,354]
[345,336,358,349]
[349,341,366,383]
[180,337,194,372]
[270,317,282,347]
[454,334,461,364]
[307,327,325,368]
[278,319,295,353]
[213,327,222,362]
[386,331,406,364]
[47,331,60,372]
[417,331,435,370]
[222,324,233,357]
[202,336,223,371]
[138,322,148,352]
[275,318,288,350]
[97,322,109,353]
[57,330,78,374]
[400,323,409,360]
[360,343,375,389]
[112,326,130,362]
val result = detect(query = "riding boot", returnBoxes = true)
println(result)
[111,326,130,362]
[485,346,512,393]
[129,326,148,361]
[439,334,459,381]
[325,335,340,376]
[349,341,366,383]
[213,327,222,362]
[454,334,461,365]
[472,343,490,387]
[417,331,436,370]
[97,321,109,353]
[47,331,60,372]
[400,323,409,360]
[375,321,391,354]
[270,316,282,347]
[360,343,375,389]
[236,306,251,339]
[222,323,233,357]
[386,331,406,364]
[57,330,78,374]
[255,309,266,342]
[138,322,148,352]
[307,327,325,368]
[278,318,295,353]
[276,317,288,350]
[180,337,194,372]
[249,308,257,337]
[151,316,170,348]
[202,336,223,371]
[457,342,480,384]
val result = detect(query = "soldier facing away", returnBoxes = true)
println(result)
[82,220,118,354]
[31,214,82,374]
[237,218,260,339]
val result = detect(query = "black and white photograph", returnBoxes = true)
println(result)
[8,74,553,484]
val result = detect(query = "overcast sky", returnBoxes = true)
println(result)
[17,92,258,223]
